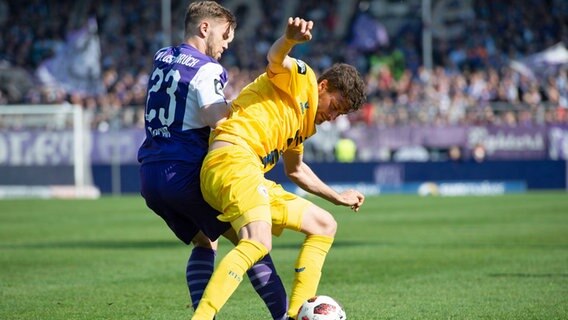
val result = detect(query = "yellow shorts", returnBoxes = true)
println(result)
[201,144,310,236]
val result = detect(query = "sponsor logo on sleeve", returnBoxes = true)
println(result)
[214,78,224,97]
[296,59,307,75]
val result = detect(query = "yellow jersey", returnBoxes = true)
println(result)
[213,59,318,172]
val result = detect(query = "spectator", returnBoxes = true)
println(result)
[472,143,487,163]
[335,136,357,163]
[0,0,566,140]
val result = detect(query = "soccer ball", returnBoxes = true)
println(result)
[296,295,346,320]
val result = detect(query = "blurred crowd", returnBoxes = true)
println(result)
[1,0,568,132]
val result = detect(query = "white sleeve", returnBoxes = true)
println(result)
[192,62,227,108]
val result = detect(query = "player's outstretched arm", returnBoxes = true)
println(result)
[282,150,364,212]
[267,17,314,75]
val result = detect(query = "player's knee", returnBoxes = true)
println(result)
[248,233,272,252]
[239,220,273,251]
[259,239,272,252]
[319,213,337,237]
[301,206,337,237]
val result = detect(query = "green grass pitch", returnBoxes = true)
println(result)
[1,193,567,319]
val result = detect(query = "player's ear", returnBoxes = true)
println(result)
[199,21,209,37]
[318,79,328,93]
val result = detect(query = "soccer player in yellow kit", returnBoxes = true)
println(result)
[192,17,367,320]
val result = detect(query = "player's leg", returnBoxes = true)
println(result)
[247,254,288,320]
[193,144,274,319]
[187,232,218,310]
[143,161,218,311]
[223,227,288,320]
[270,191,337,319]
[192,190,288,319]
[287,204,336,319]
[140,161,220,313]
[187,180,287,317]
[192,213,272,319]
[188,215,289,320]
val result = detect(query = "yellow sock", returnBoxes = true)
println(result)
[288,235,334,318]
[191,239,268,320]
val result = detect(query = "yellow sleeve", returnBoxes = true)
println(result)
[267,58,309,97]
[287,143,304,155]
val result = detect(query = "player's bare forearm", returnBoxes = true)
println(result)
[289,164,338,203]
[200,101,231,128]
[267,17,314,74]
[284,152,336,201]
[267,37,295,72]
[285,158,363,211]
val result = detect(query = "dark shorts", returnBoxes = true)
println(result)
[139,161,231,244]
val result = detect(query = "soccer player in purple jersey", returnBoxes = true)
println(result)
[137,2,287,319]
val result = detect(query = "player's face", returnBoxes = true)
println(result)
[315,81,350,125]
[206,21,234,60]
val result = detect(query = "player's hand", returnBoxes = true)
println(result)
[286,17,313,43]
[337,189,365,212]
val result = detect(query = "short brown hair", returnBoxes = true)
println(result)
[318,63,367,112]
[184,1,237,37]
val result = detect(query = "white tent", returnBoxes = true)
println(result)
[510,42,568,80]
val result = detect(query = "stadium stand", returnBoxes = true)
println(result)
[1,0,567,160]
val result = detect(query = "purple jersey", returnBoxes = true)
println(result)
[137,44,229,164]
